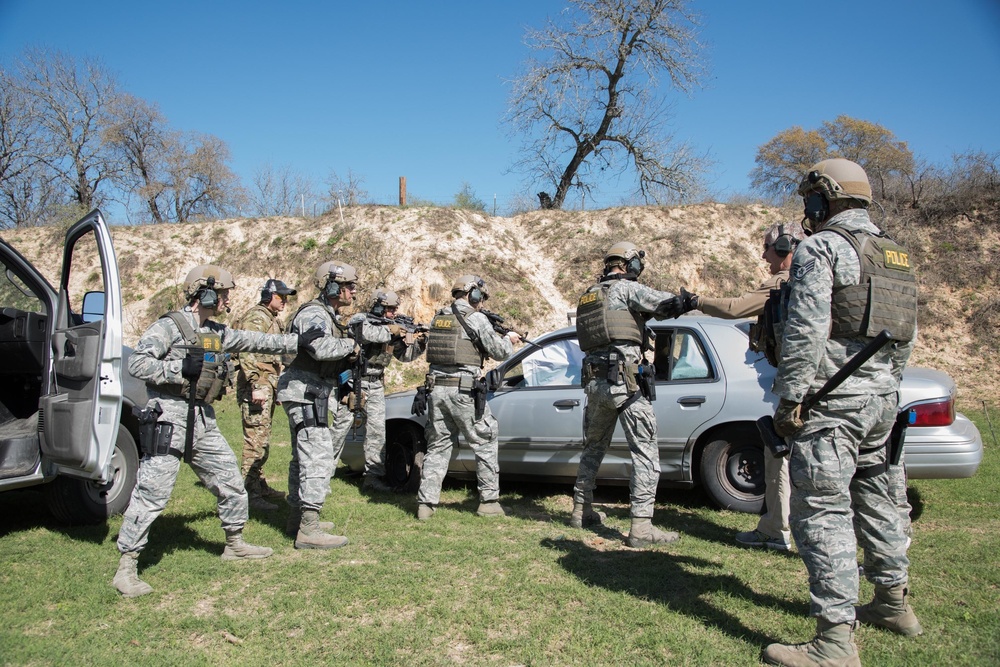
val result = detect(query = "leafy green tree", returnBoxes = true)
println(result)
[452,182,486,211]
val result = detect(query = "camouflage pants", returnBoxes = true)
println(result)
[573,378,660,518]
[118,404,247,554]
[360,377,387,477]
[239,383,277,485]
[418,386,500,505]
[284,400,353,512]
[756,447,791,543]
[889,452,912,538]
[788,392,910,625]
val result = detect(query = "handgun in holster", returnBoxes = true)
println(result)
[473,378,488,421]
[888,408,911,466]
[134,403,174,457]
[637,360,657,402]
[608,352,620,384]
[302,390,330,428]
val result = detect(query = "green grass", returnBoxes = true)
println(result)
[1,400,998,666]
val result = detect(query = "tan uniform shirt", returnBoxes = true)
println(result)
[696,270,789,320]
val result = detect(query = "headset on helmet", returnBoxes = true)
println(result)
[183,265,236,309]
[452,274,488,305]
[604,241,646,277]
[764,221,806,258]
[371,289,400,316]
[313,261,359,300]
[797,158,872,226]
[260,278,297,305]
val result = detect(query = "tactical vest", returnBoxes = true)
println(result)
[821,227,918,342]
[157,312,231,403]
[576,282,644,352]
[426,304,484,367]
[750,282,788,367]
[285,300,352,379]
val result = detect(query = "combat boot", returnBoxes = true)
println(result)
[416,503,436,521]
[258,477,286,500]
[112,552,153,598]
[295,510,349,549]
[763,619,860,667]
[626,517,680,547]
[221,529,274,561]
[476,501,508,517]
[285,507,334,537]
[856,585,923,636]
[569,501,605,529]
[248,494,279,511]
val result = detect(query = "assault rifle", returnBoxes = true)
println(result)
[480,309,542,348]
[365,313,429,347]
[349,320,366,417]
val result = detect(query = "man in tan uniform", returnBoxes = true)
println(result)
[234,279,297,510]
[682,222,805,551]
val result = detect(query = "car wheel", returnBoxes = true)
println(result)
[383,425,425,493]
[699,427,765,514]
[44,425,139,525]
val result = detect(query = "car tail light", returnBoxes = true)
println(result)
[906,399,955,427]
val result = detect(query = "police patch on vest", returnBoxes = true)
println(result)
[579,292,598,306]
[432,316,453,329]
[883,248,911,271]
[793,260,816,281]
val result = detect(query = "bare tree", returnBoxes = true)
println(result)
[324,169,369,208]
[504,0,707,209]
[249,162,315,217]
[163,132,241,222]
[104,93,171,223]
[15,48,120,210]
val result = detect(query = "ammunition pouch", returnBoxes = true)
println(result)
[346,390,367,412]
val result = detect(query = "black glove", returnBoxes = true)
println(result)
[657,295,685,319]
[298,327,325,352]
[181,352,204,381]
[680,287,699,313]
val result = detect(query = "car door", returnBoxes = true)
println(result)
[38,210,123,482]
[482,334,586,477]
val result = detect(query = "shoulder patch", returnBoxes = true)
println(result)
[793,260,816,281]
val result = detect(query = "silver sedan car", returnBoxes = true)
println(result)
[342,317,983,513]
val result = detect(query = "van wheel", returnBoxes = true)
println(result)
[44,425,139,525]
[383,426,425,493]
[699,427,765,514]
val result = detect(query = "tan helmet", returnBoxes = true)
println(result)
[452,274,489,304]
[604,241,645,276]
[314,261,359,297]
[796,158,872,205]
[183,264,235,301]
[371,289,400,316]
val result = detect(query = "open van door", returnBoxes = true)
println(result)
[38,210,123,483]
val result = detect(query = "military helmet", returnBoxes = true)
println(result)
[313,261,359,290]
[796,158,872,205]
[452,274,489,303]
[604,241,646,276]
[183,264,235,301]
[371,289,400,315]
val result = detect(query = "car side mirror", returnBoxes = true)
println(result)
[485,368,500,392]
[81,291,105,323]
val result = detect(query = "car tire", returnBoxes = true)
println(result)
[44,425,139,525]
[383,425,425,493]
[699,427,765,514]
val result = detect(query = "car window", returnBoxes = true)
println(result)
[653,328,714,381]
[0,267,45,314]
[503,338,584,388]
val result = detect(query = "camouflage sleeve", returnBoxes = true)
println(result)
[697,274,781,319]
[358,317,392,344]
[292,306,356,361]
[772,238,837,402]
[623,282,678,319]
[890,332,916,385]
[127,317,185,385]
[234,308,272,384]
[467,310,513,361]
[221,324,297,356]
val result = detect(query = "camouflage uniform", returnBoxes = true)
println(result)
[234,304,287,495]
[361,331,427,480]
[118,309,297,554]
[278,303,390,513]
[417,298,513,506]
[573,279,679,520]
[774,208,914,625]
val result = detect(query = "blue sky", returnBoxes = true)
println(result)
[1,0,998,216]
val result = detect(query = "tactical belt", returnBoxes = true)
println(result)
[431,376,475,394]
